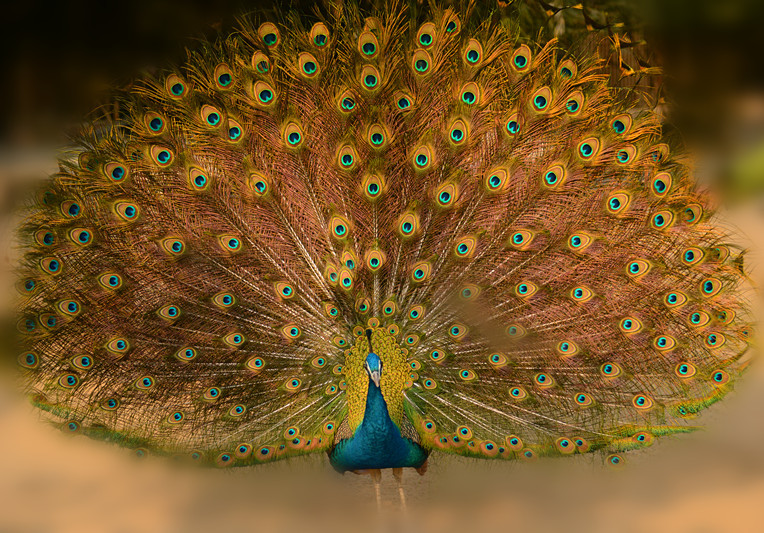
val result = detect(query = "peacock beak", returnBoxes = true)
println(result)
[369,369,381,388]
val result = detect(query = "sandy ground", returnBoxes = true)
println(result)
[0,153,762,533]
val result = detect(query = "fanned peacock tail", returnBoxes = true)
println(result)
[15,0,754,468]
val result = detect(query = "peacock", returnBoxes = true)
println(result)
[13,0,754,510]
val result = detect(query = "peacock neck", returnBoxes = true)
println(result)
[359,378,395,437]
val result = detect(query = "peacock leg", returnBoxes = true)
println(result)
[392,468,407,513]
[370,468,382,512]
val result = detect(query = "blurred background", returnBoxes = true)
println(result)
[1,1,763,531]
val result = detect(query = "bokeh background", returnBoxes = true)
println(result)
[1,1,764,531]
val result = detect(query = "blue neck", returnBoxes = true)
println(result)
[329,378,428,472]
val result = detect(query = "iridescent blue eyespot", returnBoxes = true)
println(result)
[364,74,378,88]
[111,166,125,180]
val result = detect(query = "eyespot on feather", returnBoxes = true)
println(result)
[463,39,483,66]
[650,210,675,230]
[448,118,468,146]
[259,22,280,47]
[410,260,432,283]
[619,316,643,335]
[632,394,654,410]
[104,162,128,183]
[144,112,166,134]
[512,45,532,71]
[298,52,320,78]
[281,324,302,341]
[214,64,233,89]
[282,122,304,148]
[61,200,82,218]
[459,283,480,301]
[434,181,459,208]
[417,22,436,47]
[504,111,522,138]
[542,164,566,188]
[165,74,187,98]
[700,277,723,298]
[114,201,140,222]
[556,437,576,454]
[412,145,434,170]
[200,105,222,128]
[568,231,593,252]
[534,372,555,389]
[606,191,631,215]
[223,332,246,347]
[484,166,510,193]
[626,259,651,279]
[514,281,538,298]
[683,203,703,225]
[246,357,265,373]
[187,167,210,192]
[650,172,672,197]
[175,347,197,362]
[212,291,236,308]
[447,323,468,340]
[616,145,637,165]
[578,137,600,161]
[653,335,676,351]
[70,354,93,371]
[454,235,477,258]
[611,114,632,135]
[412,49,432,75]
[556,340,579,357]
[569,285,594,303]
[360,65,381,91]
[600,362,623,378]
[460,82,480,106]
[253,81,276,107]
[565,91,583,115]
[531,87,552,112]
[68,228,93,246]
[159,237,185,257]
[98,272,123,290]
[337,145,357,170]
[675,361,698,379]
[681,247,705,267]
[397,211,420,238]
[310,22,330,47]
[358,30,379,57]
[150,145,174,167]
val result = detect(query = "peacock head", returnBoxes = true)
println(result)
[364,329,382,387]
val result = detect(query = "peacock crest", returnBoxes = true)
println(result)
[14,0,753,475]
